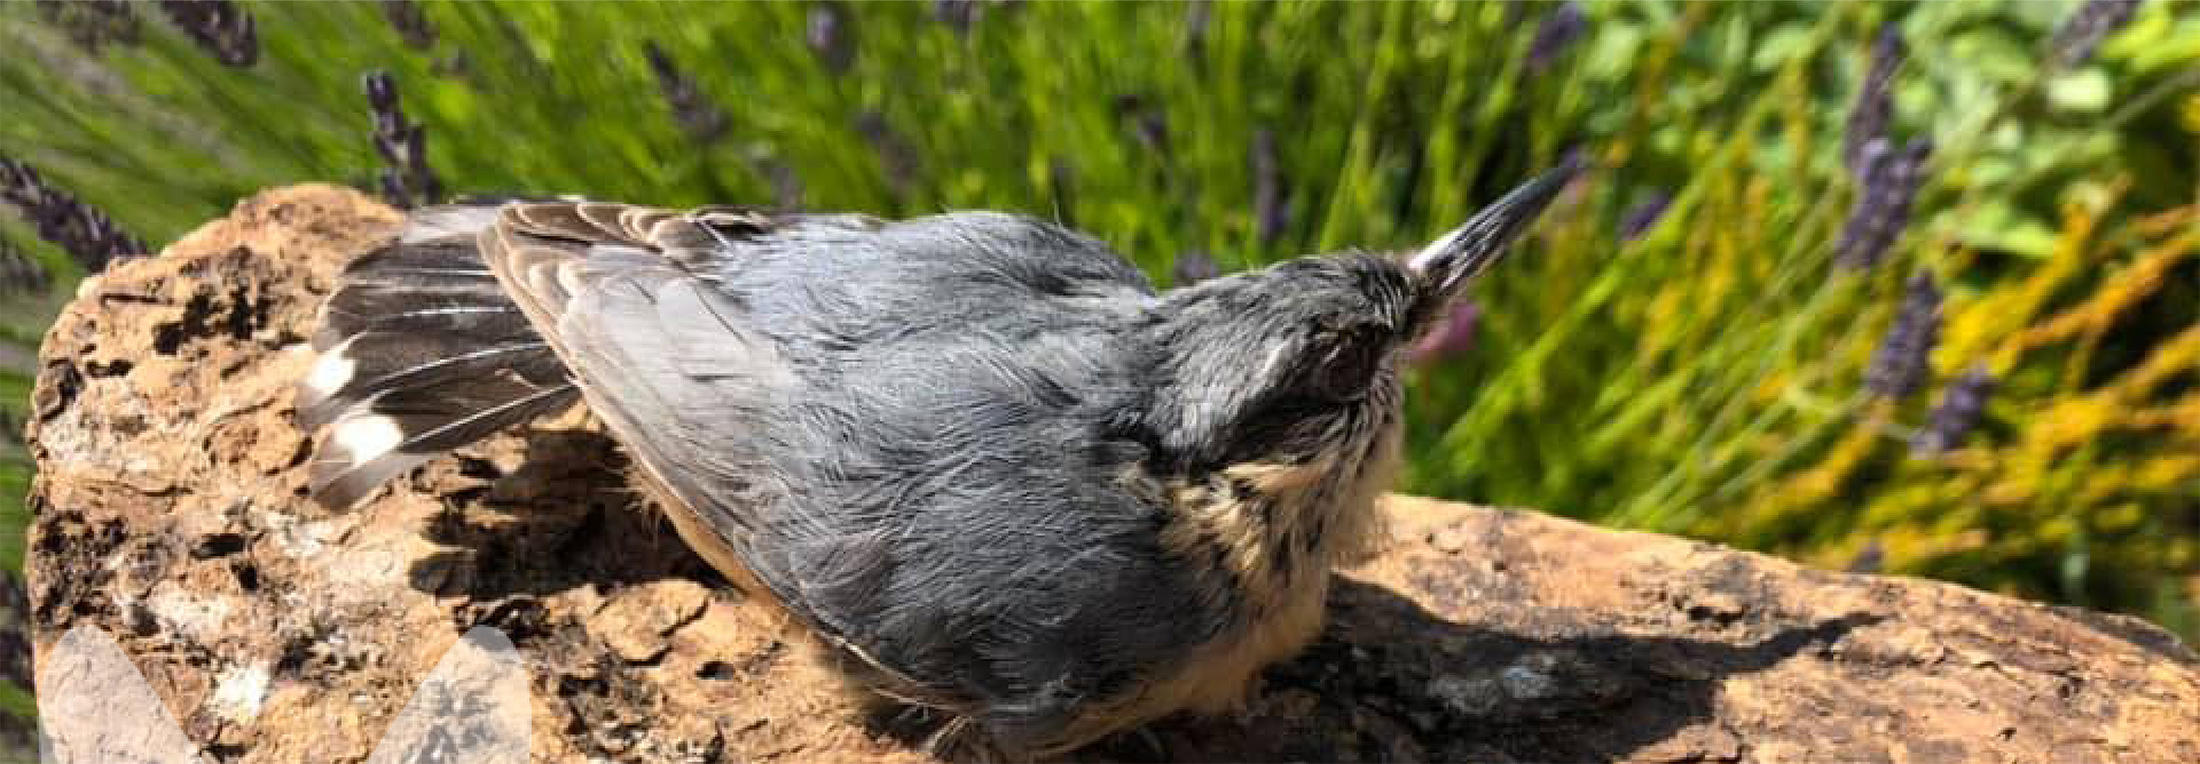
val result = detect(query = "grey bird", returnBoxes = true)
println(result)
[295,155,1583,758]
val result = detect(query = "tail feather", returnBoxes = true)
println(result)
[300,204,580,509]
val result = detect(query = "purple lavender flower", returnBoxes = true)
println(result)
[36,0,142,54]
[0,571,26,690]
[1845,24,1905,174]
[855,110,921,200]
[1865,272,1941,399]
[808,2,856,76]
[1182,0,1212,67]
[364,71,442,209]
[1912,364,1996,454]
[157,0,258,67]
[935,0,978,34]
[1618,191,1672,241]
[1844,540,1885,574]
[1112,95,1171,161]
[382,0,436,51]
[1171,249,1220,288]
[0,240,52,297]
[1835,137,1932,271]
[644,41,730,145]
[1526,1,1587,74]
[0,158,148,271]
[750,153,806,211]
[1408,301,1482,364]
[2051,0,2144,69]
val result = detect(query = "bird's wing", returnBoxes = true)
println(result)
[300,205,581,509]
[477,203,862,591]
[481,202,1003,707]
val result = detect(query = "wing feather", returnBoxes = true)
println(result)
[477,202,815,547]
[300,204,582,508]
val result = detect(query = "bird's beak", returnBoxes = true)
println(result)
[1408,153,1586,299]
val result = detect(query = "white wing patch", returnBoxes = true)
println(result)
[301,337,360,399]
[330,414,406,464]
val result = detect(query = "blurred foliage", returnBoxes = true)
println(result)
[0,0,2193,666]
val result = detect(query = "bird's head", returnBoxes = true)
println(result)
[1130,157,1583,476]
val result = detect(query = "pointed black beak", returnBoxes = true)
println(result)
[1408,153,1586,297]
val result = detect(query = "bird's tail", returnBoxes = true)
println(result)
[296,204,580,509]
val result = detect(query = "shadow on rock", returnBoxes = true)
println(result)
[1080,578,1881,763]
[405,426,726,615]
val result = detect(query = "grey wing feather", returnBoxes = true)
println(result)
[299,205,579,509]
[478,202,977,703]
[478,202,827,562]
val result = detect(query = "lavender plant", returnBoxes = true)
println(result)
[0,158,147,271]
[156,0,257,67]
[1912,365,1996,455]
[1181,0,1211,69]
[382,0,435,51]
[1526,1,1587,74]
[750,153,806,211]
[1618,191,1671,242]
[1113,95,1172,163]
[1408,301,1482,365]
[35,0,141,54]
[1865,273,1942,399]
[2051,0,2144,69]
[1844,25,1905,174]
[854,110,920,202]
[0,242,51,298]
[934,0,978,35]
[644,41,730,145]
[1834,137,1932,271]
[364,71,441,210]
[807,1,855,76]
[1170,249,1220,288]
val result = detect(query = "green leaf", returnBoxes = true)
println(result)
[2047,69,2113,114]
[1944,201,2059,259]
[1752,25,1816,73]
[1583,23,1647,84]
[2104,8,2200,74]
[1946,27,2036,84]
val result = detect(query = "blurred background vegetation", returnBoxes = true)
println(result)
[0,0,2197,749]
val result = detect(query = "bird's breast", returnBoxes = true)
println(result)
[1048,416,1404,751]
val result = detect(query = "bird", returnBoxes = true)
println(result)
[294,155,1583,759]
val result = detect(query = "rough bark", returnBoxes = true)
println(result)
[25,185,2200,764]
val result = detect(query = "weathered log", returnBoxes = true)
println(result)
[26,185,2200,763]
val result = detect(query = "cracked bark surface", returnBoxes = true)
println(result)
[25,185,2200,763]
